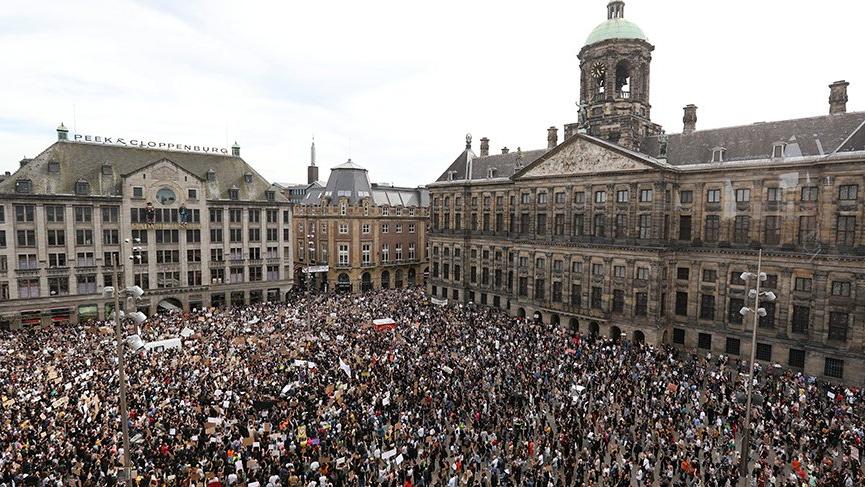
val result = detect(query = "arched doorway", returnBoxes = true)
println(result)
[517,307,526,319]
[589,321,600,336]
[380,270,390,289]
[551,314,560,326]
[337,273,351,293]
[158,297,183,314]
[633,330,646,344]
[395,269,403,288]
[407,268,416,286]
[211,293,226,308]
[569,317,579,331]
[533,311,543,323]
[361,272,372,292]
[610,325,622,343]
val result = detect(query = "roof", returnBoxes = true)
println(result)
[371,186,430,207]
[585,18,648,46]
[331,159,366,170]
[434,148,548,183]
[641,112,865,165]
[0,140,286,202]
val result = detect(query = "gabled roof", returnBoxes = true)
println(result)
[641,112,865,165]
[434,148,547,182]
[0,140,286,202]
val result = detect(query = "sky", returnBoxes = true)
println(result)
[1,0,863,187]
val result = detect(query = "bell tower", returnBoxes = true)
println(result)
[576,1,662,149]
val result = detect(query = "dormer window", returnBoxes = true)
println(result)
[47,161,60,173]
[772,142,786,159]
[244,172,253,184]
[75,179,90,195]
[711,147,726,163]
[228,187,239,200]
[265,190,275,201]
[206,169,216,181]
[101,163,113,175]
[487,167,497,178]
[15,179,32,194]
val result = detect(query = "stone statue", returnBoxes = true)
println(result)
[577,102,589,128]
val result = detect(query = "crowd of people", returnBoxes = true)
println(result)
[0,287,863,486]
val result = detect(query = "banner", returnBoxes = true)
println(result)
[431,297,448,306]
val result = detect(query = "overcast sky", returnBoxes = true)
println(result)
[2,0,863,187]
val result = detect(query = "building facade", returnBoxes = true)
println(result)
[293,159,429,293]
[0,127,294,327]
[428,1,865,383]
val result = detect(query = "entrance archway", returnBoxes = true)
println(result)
[158,297,183,314]
[407,268,416,286]
[337,273,351,293]
[517,307,526,319]
[610,325,622,343]
[533,311,543,323]
[569,317,579,331]
[361,272,372,292]
[381,270,390,289]
[589,321,600,336]
[551,314,560,326]
[633,330,646,344]
[395,269,403,288]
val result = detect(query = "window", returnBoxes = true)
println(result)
[733,216,750,243]
[672,328,685,345]
[135,273,150,289]
[535,257,545,270]
[534,279,545,300]
[735,188,750,203]
[824,358,844,379]
[611,289,625,312]
[591,263,604,276]
[15,179,32,194]
[679,190,693,204]
[520,193,530,204]
[678,215,692,241]
[228,188,239,200]
[838,184,858,201]
[706,189,721,203]
[395,224,402,234]
[571,261,582,273]
[210,208,224,223]
[248,266,263,282]
[157,271,181,288]
[381,223,389,234]
[338,223,349,235]
[537,192,547,204]
[48,277,69,296]
[634,292,647,316]
[698,333,712,350]
[76,274,97,294]
[574,191,585,203]
[210,229,223,243]
[675,292,688,316]
[787,349,805,368]
[702,269,717,282]
[636,267,649,280]
[791,305,809,333]
[798,216,816,245]
[18,278,39,298]
[755,343,772,361]
[74,206,92,223]
[728,298,744,324]
[828,312,848,341]
[572,214,584,236]
[553,259,563,272]
[794,277,812,292]
[831,281,851,297]
[362,223,370,234]
[677,267,690,280]
[836,215,856,246]
[699,294,715,320]
[75,229,94,246]
[725,337,741,355]
[571,284,582,306]
[616,190,629,203]
[16,230,36,247]
[594,191,606,204]
[766,187,782,202]
[554,192,565,204]
[639,189,653,202]
[132,186,144,199]
[210,248,223,262]
[45,205,65,222]
[800,186,818,202]
[188,270,202,286]
[711,148,725,162]
[102,229,119,246]
[518,277,528,296]
[187,249,202,262]
[704,215,720,242]
[338,244,349,266]
[613,214,627,238]
[14,205,34,222]
[48,253,66,267]
[248,209,260,223]
[763,216,781,245]
[758,302,775,328]
[536,213,546,234]
[730,272,745,285]
[554,214,564,235]
[613,265,625,278]
[591,286,602,309]
[593,214,606,237]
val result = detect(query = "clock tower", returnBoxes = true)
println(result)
[576,1,662,150]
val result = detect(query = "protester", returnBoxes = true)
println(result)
[0,287,862,486]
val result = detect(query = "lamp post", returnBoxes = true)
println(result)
[305,233,315,325]
[107,239,146,485]
[736,249,776,484]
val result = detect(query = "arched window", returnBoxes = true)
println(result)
[615,61,631,98]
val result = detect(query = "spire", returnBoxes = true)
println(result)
[607,0,625,19]
[310,136,316,166]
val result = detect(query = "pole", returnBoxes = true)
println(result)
[112,254,133,485]
[739,249,762,484]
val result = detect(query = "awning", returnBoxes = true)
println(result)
[158,300,182,311]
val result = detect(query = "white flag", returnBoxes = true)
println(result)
[339,358,352,379]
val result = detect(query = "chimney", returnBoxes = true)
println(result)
[829,80,849,114]
[547,126,559,149]
[308,138,319,184]
[20,158,31,168]
[501,147,510,154]
[479,137,490,156]
[682,104,698,135]
[56,123,68,141]
[231,141,240,157]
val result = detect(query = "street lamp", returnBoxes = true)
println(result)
[736,249,776,484]
[103,238,147,485]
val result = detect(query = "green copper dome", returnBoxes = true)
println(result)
[585,18,648,46]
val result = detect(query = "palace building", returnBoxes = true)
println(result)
[428,1,865,383]
[292,157,429,294]
[0,126,294,327]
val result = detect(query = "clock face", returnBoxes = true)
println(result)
[591,62,606,81]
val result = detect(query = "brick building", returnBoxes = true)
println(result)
[0,127,294,327]
[428,1,865,383]
[293,159,429,293]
